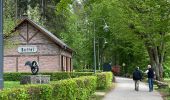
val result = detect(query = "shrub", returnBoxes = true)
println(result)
[1,74,98,100]
[51,76,97,100]
[42,72,94,81]
[75,69,102,73]
[82,76,97,97]
[96,72,113,89]
[52,79,77,100]
[0,84,53,100]
[4,72,94,81]
[25,84,53,100]
[74,78,88,100]
[0,88,29,100]
[74,76,97,100]
[4,73,30,81]
[70,72,94,79]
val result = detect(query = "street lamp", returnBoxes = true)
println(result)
[122,62,126,74]
[97,37,107,71]
[103,22,109,32]
[93,18,109,74]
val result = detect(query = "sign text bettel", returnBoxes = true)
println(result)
[18,45,37,53]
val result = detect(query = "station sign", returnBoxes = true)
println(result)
[18,45,37,53]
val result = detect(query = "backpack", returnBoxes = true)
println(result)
[133,70,141,80]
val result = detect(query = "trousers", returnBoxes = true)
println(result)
[148,78,153,92]
[134,80,139,91]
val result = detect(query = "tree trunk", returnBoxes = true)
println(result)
[146,46,164,81]
[159,63,163,80]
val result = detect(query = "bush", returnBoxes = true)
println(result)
[51,79,77,100]
[2,72,108,100]
[96,72,113,89]
[1,76,97,100]
[4,72,94,81]
[47,72,94,81]
[0,84,53,100]
[51,76,97,100]
[74,78,88,100]
[74,76,97,100]
[25,84,53,100]
[0,88,29,100]
[75,69,94,72]
[82,76,97,97]
[4,73,30,81]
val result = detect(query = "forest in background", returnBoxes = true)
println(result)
[4,0,170,80]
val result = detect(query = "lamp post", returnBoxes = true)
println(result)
[93,23,96,74]
[97,37,107,71]
[93,18,109,74]
[0,0,3,89]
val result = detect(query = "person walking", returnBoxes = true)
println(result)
[145,65,154,92]
[133,67,142,91]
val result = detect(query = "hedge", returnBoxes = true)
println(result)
[51,79,77,100]
[4,73,30,81]
[96,72,113,89]
[0,84,53,100]
[74,76,97,100]
[4,72,94,81]
[49,72,94,81]
[1,72,114,99]
[4,72,113,90]
[0,88,29,100]
[51,76,97,100]
[25,84,53,100]
[0,76,97,100]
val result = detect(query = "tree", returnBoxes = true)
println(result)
[56,0,94,70]
[55,0,149,72]
[4,0,16,37]
[27,5,41,23]
[118,0,170,80]
[84,0,148,73]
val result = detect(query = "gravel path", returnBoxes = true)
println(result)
[103,77,163,100]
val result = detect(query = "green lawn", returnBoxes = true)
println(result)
[4,81,20,89]
[4,81,59,89]
[157,87,170,100]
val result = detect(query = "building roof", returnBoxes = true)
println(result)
[13,18,73,53]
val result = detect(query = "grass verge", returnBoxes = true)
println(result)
[157,87,170,100]
[156,79,170,100]
[4,81,20,89]
[4,81,59,89]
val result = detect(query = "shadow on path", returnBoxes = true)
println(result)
[103,77,163,100]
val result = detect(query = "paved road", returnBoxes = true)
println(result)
[103,77,163,100]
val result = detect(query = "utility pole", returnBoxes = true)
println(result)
[0,0,4,89]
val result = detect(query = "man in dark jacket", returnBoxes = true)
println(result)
[145,65,154,92]
[133,67,142,91]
